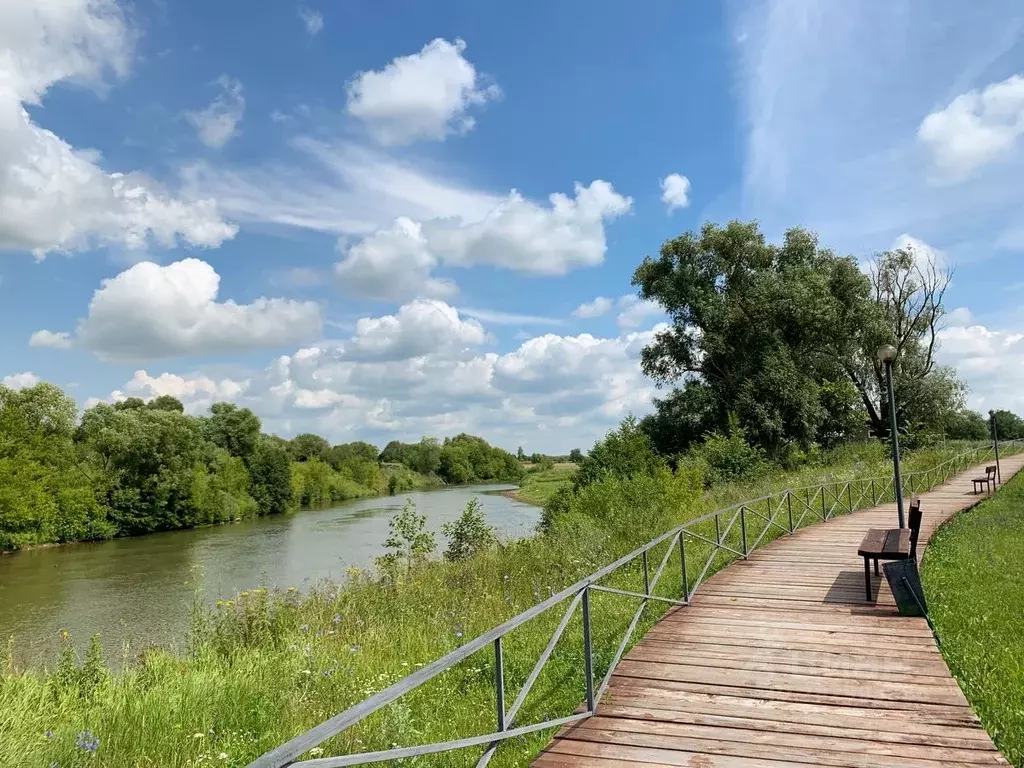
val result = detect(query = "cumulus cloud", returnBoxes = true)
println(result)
[186,75,245,149]
[342,299,487,362]
[423,181,633,275]
[92,310,665,452]
[919,74,1024,180]
[297,6,323,36]
[0,0,237,257]
[75,258,323,361]
[572,296,614,319]
[346,38,500,146]
[2,372,40,390]
[659,173,691,210]
[616,295,663,330]
[29,330,73,349]
[938,314,1024,413]
[334,217,456,301]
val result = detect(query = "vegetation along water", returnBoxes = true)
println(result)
[4,221,1024,766]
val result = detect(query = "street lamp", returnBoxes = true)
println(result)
[877,344,905,529]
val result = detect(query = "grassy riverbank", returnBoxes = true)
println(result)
[0,443,995,767]
[922,471,1024,766]
[504,463,577,506]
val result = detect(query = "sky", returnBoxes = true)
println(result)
[2,0,1024,454]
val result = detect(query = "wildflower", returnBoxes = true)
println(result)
[75,731,100,753]
[454,623,463,640]
[328,592,336,600]
[300,624,309,632]
[350,644,360,653]
[193,733,206,738]
[45,730,53,739]
[287,586,297,592]
[332,614,341,624]
[309,747,325,757]
[218,754,228,760]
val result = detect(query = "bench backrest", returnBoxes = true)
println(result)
[908,500,923,560]
[986,465,997,477]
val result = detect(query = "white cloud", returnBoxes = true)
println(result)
[616,295,663,330]
[343,299,487,362]
[29,330,73,349]
[458,308,561,326]
[423,181,632,275]
[938,317,1024,413]
[919,74,1024,180]
[75,258,323,361]
[297,6,324,36]
[345,38,500,146]
[891,233,947,270]
[94,321,664,452]
[186,75,245,149]
[660,173,691,210]
[0,0,237,257]
[572,296,614,319]
[2,372,40,390]
[334,217,456,301]
[733,0,1024,258]
[180,140,503,237]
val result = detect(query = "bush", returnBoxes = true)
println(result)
[442,498,496,561]
[690,426,765,486]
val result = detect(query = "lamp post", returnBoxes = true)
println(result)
[877,344,905,529]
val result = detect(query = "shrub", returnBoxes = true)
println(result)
[442,498,496,561]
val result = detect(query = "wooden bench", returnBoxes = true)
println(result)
[857,500,922,601]
[972,465,997,494]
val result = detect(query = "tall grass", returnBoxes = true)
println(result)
[0,442,998,768]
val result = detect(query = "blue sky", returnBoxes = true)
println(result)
[3,0,1024,453]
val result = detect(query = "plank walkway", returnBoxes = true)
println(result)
[533,454,1024,767]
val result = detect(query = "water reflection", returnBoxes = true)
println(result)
[0,486,537,665]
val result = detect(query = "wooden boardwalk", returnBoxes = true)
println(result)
[534,454,1024,767]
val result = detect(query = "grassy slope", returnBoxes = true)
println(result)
[922,471,1024,766]
[508,463,577,506]
[0,443,997,768]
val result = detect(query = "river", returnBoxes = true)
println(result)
[0,485,538,665]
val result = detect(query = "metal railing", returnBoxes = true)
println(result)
[248,439,1020,768]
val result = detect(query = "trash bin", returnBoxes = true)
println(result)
[883,559,928,617]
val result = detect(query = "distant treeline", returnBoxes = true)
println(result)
[0,383,522,551]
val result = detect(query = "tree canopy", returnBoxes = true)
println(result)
[633,220,970,457]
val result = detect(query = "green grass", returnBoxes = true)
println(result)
[508,463,577,506]
[922,470,1024,767]
[0,442,1004,768]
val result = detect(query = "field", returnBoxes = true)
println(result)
[922,471,1024,766]
[0,442,998,768]
[507,462,577,506]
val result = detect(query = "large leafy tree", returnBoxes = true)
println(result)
[633,220,964,455]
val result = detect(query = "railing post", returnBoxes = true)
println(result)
[581,587,595,712]
[740,506,748,557]
[678,532,689,603]
[870,478,876,505]
[990,411,1002,484]
[786,492,794,533]
[494,637,505,731]
[846,483,853,513]
[820,486,826,519]
[641,550,650,597]
[714,513,721,545]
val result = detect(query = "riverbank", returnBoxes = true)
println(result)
[922,470,1024,766]
[493,463,576,506]
[0,443,983,768]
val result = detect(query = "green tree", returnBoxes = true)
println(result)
[376,499,436,576]
[943,410,989,441]
[248,436,293,515]
[288,433,330,463]
[574,417,665,490]
[442,498,496,561]
[990,410,1024,440]
[568,448,583,463]
[205,403,262,463]
[517,446,525,461]
[147,395,184,413]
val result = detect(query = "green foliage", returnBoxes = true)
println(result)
[990,409,1024,439]
[205,403,262,462]
[633,220,967,457]
[248,437,294,516]
[922,472,1024,765]
[943,409,989,441]
[289,433,331,463]
[689,422,766,486]
[376,500,436,576]
[442,498,496,561]
[568,448,583,463]
[573,417,665,490]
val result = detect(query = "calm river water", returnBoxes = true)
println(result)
[0,485,538,664]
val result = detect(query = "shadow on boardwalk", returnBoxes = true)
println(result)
[533,454,1024,768]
